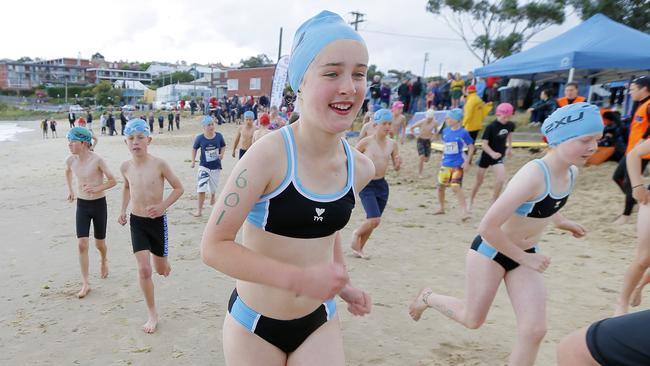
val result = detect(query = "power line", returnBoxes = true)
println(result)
[359,28,543,44]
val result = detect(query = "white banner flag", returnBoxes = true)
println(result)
[270,55,290,109]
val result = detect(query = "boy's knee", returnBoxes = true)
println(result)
[78,239,89,252]
[138,266,152,280]
[368,218,381,228]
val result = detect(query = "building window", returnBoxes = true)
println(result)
[228,79,239,91]
[250,78,261,90]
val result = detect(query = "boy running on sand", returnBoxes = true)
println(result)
[117,119,184,333]
[434,108,475,221]
[410,109,438,178]
[65,127,117,298]
[232,111,256,159]
[191,116,226,217]
[351,109,401,259]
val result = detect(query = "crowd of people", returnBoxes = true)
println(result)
[54,10,650,366]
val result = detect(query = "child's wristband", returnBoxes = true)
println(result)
[632,184,645,189]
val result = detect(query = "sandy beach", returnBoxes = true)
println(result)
[0,116,642,365]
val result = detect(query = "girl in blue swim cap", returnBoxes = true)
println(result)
[201,11,375,365]
[410,103,603,365]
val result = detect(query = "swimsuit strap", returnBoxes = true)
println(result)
[532,159,551,196]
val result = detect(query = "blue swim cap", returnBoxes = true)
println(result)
[67,127,92,145]
[542,102,603,145]
[243,111,254,119]
[446,108,463,122]
[124,118,150,137]
[372,103,382,112]
[201,115,214,127]
[288,10,366,92]
[373,108,392,124]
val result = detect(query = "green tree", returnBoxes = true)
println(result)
[240,54,274,68]
[570,0,650,33]
[367,64,385,81]
[139,62,152,71]
[426,0,565,65]
[16,56,33,63]
[92,81,122,106]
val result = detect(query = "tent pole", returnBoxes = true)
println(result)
[568,68,575,83]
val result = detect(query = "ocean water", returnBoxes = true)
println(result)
[0,122,33,142]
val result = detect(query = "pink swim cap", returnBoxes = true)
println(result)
[496,103,514,116]
[391,101,404,112]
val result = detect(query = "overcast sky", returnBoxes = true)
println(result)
[4,0,581,76]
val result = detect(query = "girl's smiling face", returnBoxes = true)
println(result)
[298,39,368,134]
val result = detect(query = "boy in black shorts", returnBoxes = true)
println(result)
[558,309,650,365]
[118,119,184,333]
[65,127,117,298]
[469,103,515,211]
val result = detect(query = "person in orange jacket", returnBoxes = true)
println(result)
[556,82,585,107]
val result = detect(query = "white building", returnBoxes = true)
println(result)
[155,83,211,103]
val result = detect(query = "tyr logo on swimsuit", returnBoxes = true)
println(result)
[543,111,584,134]
[314,207,325,222]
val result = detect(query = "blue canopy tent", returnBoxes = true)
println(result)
[474,14,650,84]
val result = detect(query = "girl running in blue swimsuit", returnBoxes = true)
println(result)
[409,103,603,366]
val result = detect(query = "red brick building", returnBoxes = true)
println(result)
[225,66,275,97]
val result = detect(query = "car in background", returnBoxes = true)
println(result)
[69,104,84,113]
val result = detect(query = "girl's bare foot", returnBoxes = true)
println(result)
[433,208,445,215]
[77,284,91,298]
[142,314,159,334]
[190,211,202,217]
[409,288,432,321]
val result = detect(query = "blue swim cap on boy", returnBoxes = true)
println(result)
[542,102,603,145]
[124,118,150,137]
[67,127,92,145]
[201,115,214,127]
[446,108,463,122]
[243,111,254,119]
[288,10,366,92]
[373,108,392,124]
[372,103,382,112]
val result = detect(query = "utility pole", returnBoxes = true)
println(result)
[349,11,365,31]
[422,52,429,77]
[277,27,283,62]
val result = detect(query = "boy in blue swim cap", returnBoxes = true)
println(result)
[190,116,226,217]
[351,109,401,259]
[117,118,185,333]
[64,126,117,298]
